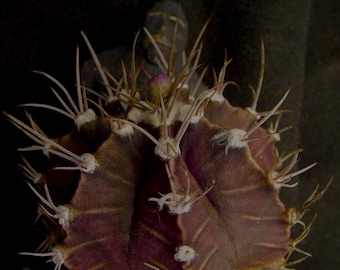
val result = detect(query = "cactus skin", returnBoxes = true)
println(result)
[4,1,331,270]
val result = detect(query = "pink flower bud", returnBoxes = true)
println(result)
[148,74,172,104]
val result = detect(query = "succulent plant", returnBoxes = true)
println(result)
[4,1,331,269]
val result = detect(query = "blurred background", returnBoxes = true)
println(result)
[1,0,339,269]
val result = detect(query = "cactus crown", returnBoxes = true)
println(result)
[5,1,331,269]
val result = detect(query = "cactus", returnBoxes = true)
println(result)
[4,1,331,269]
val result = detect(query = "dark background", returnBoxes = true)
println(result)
[1,0,339,269]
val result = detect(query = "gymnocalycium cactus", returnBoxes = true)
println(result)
[5,1,331,269]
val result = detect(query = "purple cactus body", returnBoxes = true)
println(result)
[5,1,332,269]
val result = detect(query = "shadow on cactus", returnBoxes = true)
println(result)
[4,1,332,269]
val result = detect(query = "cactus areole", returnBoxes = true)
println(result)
[6,1,331,270]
